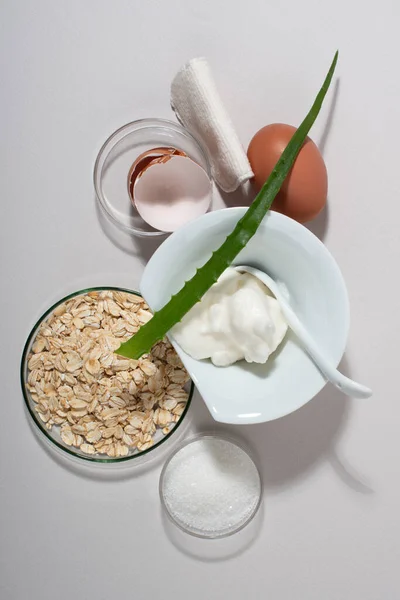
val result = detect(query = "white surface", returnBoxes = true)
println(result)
[141,209,350,423]
[0,1,399,599]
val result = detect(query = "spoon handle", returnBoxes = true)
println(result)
[280,305,372,399]
[235,266,371,399]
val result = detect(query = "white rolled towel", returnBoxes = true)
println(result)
[171,58,253,193]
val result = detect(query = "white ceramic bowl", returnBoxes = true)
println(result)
[141,208,350,424]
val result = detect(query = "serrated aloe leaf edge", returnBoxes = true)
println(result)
[116,51,338,360]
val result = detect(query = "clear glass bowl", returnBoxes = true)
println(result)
[93,118,212,238]
[159,433,263,538]
[21,287,194,465]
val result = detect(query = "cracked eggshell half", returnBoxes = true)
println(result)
[133,155,212,232]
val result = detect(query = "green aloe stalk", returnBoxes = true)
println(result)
[117,51,338,360]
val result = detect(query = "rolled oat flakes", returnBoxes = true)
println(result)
[25,290,190,458]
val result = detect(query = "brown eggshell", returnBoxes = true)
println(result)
[128,147,187,203]
[247,123,327,223]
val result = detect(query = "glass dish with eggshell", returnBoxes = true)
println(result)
[94,118,213,237]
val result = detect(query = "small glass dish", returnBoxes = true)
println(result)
[159,434,262,539]
[93,118,212,238]
[21,287,194,466]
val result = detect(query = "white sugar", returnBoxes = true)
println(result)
[162,437,261,537]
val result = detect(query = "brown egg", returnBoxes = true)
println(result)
[247,123,327,223]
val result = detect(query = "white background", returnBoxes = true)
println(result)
[1,1,399,598]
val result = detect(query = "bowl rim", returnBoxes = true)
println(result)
[93,118,212,238]
[21,286,194,464]
[159,432,263,539]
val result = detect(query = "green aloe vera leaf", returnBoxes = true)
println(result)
[117,52,338,360]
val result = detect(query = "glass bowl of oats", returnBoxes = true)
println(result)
[21,287,194,464]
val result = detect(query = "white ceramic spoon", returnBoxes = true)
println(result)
[235,266,372,399]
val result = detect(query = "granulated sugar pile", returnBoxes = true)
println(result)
[162,437,261,537]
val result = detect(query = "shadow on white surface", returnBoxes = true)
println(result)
[329,451,374,495]
[220,180,255,209]
[188,356,373,495]
[95,197,166,264]
[244,356,374,494]
[24,400,194,482]
[161,501,264,562]
[306,79,340,241]
[318,78,340,157]
[306,202,329,241]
